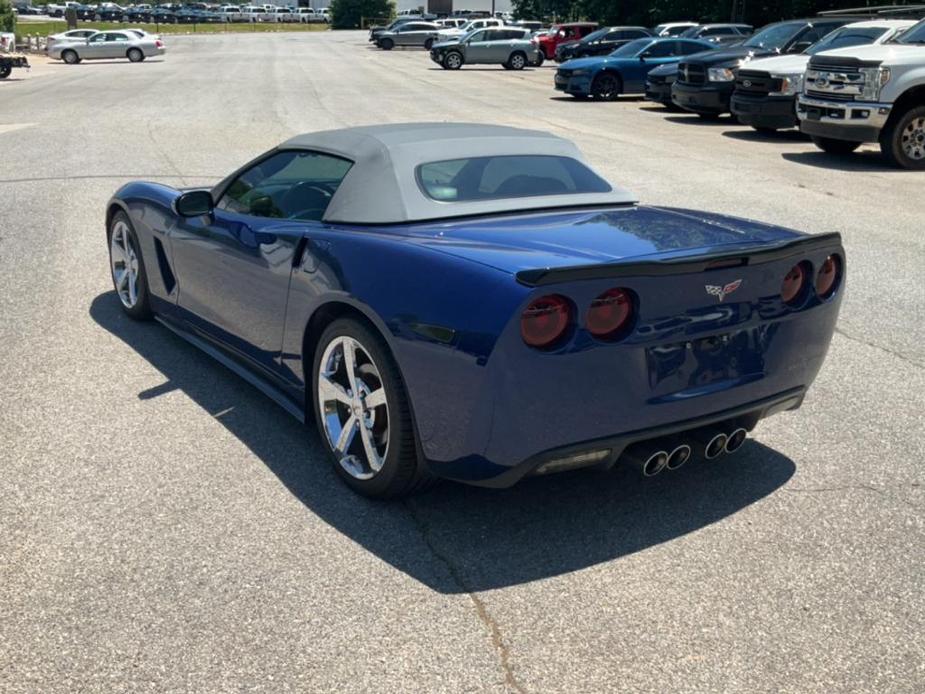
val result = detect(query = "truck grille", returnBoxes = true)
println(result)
[677,62,705,86]
[804,59,866,102]
[735,70,779,97]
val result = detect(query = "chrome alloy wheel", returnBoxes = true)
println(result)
[317,336,390,480]
[110,220,140,308]
[901,116,925,161]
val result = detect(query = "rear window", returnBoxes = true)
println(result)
[416,155,611,202]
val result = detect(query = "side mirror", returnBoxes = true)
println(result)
[174,190,214,217]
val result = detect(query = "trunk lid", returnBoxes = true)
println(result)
[395,205,804,277]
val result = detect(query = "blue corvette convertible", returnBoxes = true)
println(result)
[555,36,716,100]
[106,124,844,497]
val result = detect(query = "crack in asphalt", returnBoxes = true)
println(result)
[404,499,527,694]
[784,483,922,510]
[834,327,923,370]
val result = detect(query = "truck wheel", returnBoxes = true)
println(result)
[62,50,80,65]
[880,105,925,170]
[591,72,621,101]
[0,65,11,79]
[379,38,393,50]
[127,48,144,63]
[507,51,527,70]
[811,136,861,155]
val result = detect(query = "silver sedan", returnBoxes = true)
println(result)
[48,30,165,64]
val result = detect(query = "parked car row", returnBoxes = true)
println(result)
[43,2,330,24]
[370,12,925,169]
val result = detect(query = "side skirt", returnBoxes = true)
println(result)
[155,316,306,423]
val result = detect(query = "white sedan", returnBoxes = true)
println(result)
[48,30,165,64]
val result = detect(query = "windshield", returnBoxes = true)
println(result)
[417,155,611,202]
[743,22,803,49]
[581,27,610,43]
[609,38,652,57]
[896,19,925,44]
[806,26,888,54]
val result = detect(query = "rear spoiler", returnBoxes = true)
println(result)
[515,232,843,287]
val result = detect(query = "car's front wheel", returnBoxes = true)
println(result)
[108,212,153,320]
[443,51,463,70]
[811,135,861,155]
[62,49,80,65]
[312,319,428,498]
[591,72,621,101]
[379,38,393,50]
[0,65,11,79]
[880,105,925,170]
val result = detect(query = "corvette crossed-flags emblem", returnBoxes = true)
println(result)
[705,280,743,302]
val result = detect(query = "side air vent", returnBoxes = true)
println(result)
[154,238,176,295]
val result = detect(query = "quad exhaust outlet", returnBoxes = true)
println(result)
[621,425,748,477]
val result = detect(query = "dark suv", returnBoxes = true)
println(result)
[671,18,852,117]
[555,26,652,61]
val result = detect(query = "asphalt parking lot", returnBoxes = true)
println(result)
[1,30,923,693]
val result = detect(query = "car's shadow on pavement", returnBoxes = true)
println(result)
[663,115,741,126]
[91,291,796,594]
[722,129,809,143]
[781,150,904,172]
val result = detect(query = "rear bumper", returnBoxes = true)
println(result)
[796,95,890,143]
[672,81,733,114]
[432,387,806,488]
[731,93,797,130]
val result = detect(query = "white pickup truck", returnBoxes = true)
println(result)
[796,17,925,169]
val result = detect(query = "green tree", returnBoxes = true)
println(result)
[0,0,17,34]
[329,0,394,30]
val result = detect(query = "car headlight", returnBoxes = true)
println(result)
[859,66,891,101]
[708,67,736,82]
[771,73,803,96]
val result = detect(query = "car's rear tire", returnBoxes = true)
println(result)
[127,48,144,63]
[507,51,527,70]
[379,38,393,50]
[879,105,925,170]
[532,53,544,67]
[591,72,621,101]
[424,38,434,50]
[0,65,11,79]
[811,135,861,155]
[311,318,431,498]
[443,51,463,70]
[108,212,153,320]
[62,49,80,65]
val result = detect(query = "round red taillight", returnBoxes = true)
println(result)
[587,287,633,340]
[815,254,841,299]
[521,295,571,348]
[781,263,808,306]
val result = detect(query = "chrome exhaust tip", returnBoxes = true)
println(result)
[622,443,670,477]
[724,428,748,454]
[665,443,692,471]
[693,428,728,460]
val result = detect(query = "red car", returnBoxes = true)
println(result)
[535,22,599,61]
